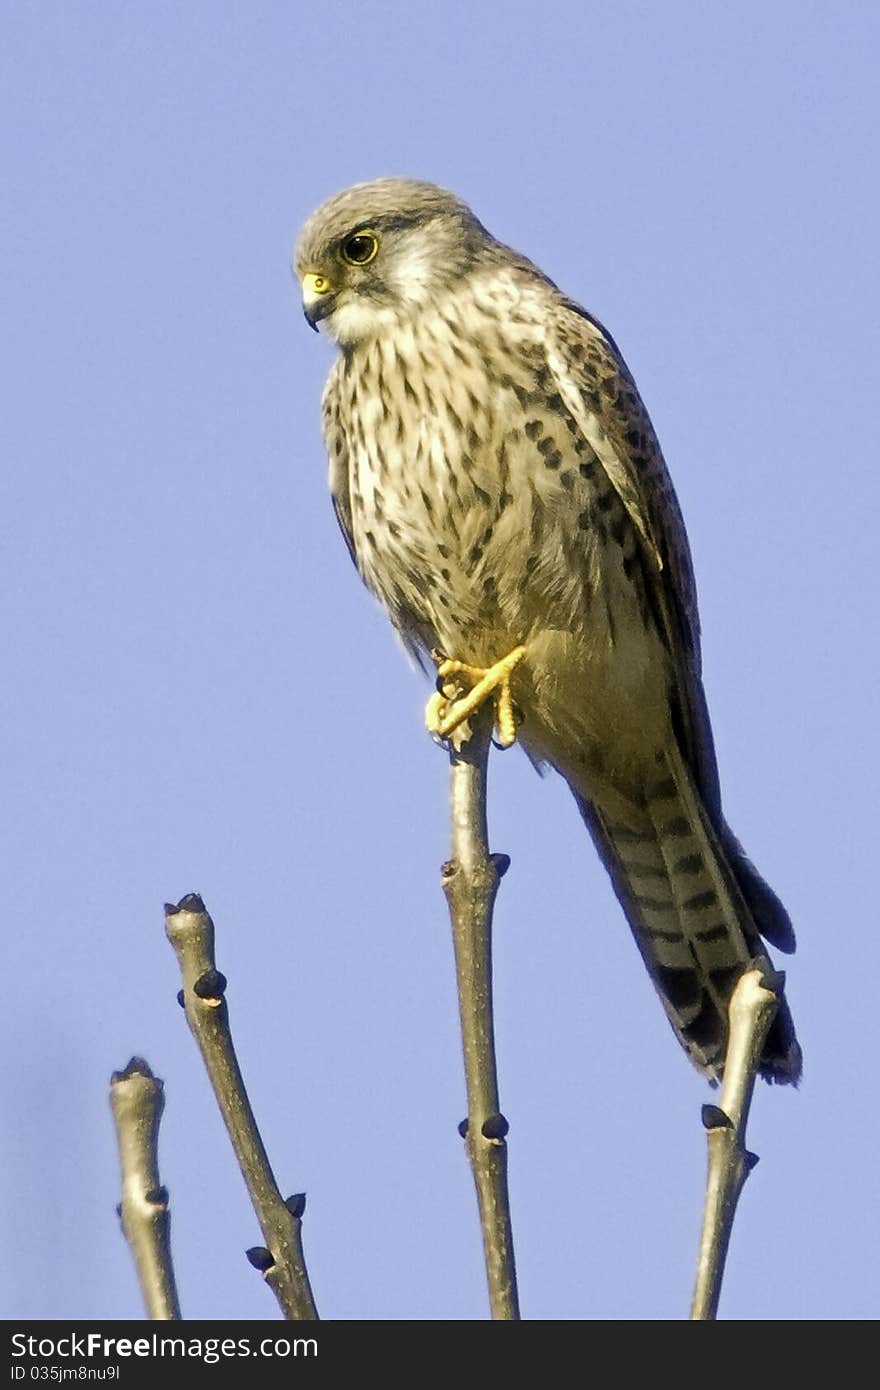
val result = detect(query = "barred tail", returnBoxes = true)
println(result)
[573,741,801,1084]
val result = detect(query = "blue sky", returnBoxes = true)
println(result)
[2,2,877,1320]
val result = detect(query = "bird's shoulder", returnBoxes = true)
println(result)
[541,292,701,663]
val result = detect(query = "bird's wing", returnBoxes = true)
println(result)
[546,300,721,820]
[321,358,358,568]
[548,300,796,962]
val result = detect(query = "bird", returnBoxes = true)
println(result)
[294,177,801,1085]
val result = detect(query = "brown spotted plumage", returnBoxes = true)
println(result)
[295,178,801,1083]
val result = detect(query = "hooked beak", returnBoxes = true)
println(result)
[301,271,335,331]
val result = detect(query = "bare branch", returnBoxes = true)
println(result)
[442,715,519,1320]
[164,894,318,1320]
[690,958,782,1320]
[110,1058,181,1320]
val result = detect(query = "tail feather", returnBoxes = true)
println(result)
[574,741,801,1084]
[720,824,796,955]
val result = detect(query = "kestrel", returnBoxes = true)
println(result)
[295,179,801,1084]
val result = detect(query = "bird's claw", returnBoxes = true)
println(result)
[424,646,527,749]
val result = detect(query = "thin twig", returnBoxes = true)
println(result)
[690,957,783,1320]
[441,713,520,1320]
[110,1057,181,1320]
[164,894,318,1320]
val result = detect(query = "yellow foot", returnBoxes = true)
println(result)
[425,646,527,748]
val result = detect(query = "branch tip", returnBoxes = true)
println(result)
[111,1057,158,1086]
[110,1055,179,1319]
[761,968,785,995]
[176,892,205,913]
[690,959,781,1319]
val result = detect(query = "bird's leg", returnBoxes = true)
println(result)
[426,646,527,749]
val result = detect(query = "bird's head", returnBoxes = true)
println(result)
[293,178,498,346]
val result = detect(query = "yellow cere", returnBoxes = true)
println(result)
[302,272,332,298]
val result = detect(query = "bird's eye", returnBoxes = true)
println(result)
[342,231,379,266]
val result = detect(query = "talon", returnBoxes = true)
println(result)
[495,683,517,748]
[424,645,527,747]
[425,690,448,737]
[493,695,523,749]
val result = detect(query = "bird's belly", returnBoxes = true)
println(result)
[346,365,672,792]
[353,455,670,786]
